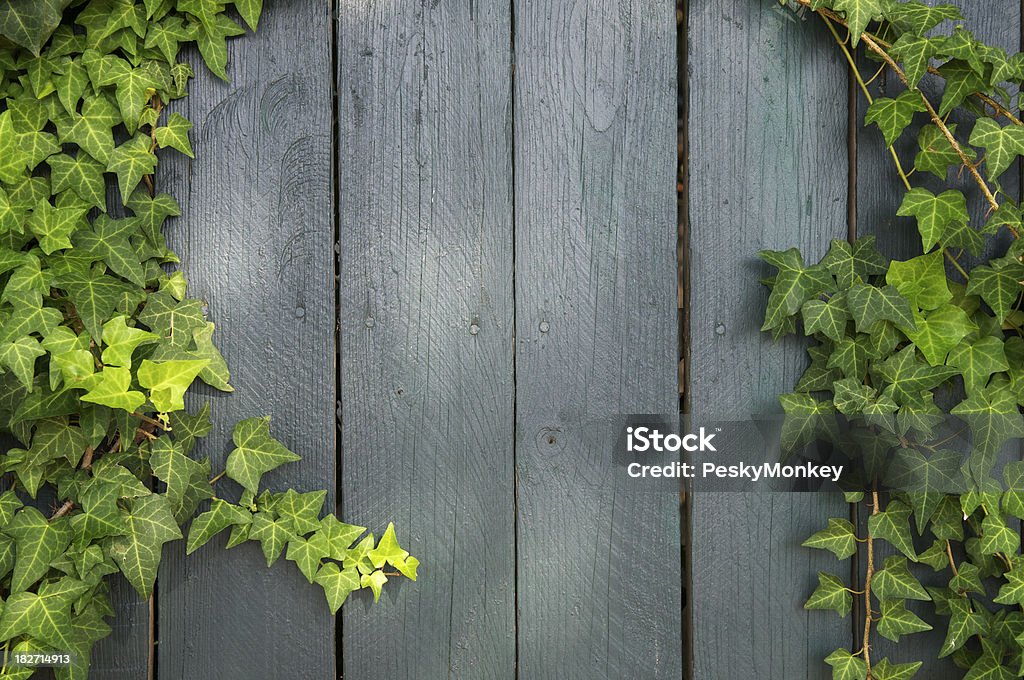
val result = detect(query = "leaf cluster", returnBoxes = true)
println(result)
[778,0,1024,677]
[0,2,416,677]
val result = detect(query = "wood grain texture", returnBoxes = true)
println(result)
[854,2,1021,675]
[156,3,336,679]
[687,3,851,678]
[337,1,516,678]
[513,1,681,677]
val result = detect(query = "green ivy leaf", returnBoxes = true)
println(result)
[891,33,945,87]
[760,248,835,332]
[74,214,148,287]
[804,571,852,617]
[0,0,74,55]
[876,599,932,641]
[0,336,46,389]
[154,112,194,158]
[360,569,388,603]
[865,90,926,146]
[137,359,207,412]
[820,237,888,288]
[314,562,361,614]
[285,536,328,584]
[846,283,916,333]
[169,403,213,454]
[884,1,961,35]
[873,555,930,600]
[994,563,1024,606]
[4,507,73,593]
[248,511,294,567]
[969,116,1024,180]
[47,152,106,210]
[60,93,120,164]
[887,449,964,531]
[873,345,958,403]
[896,188,969,252]
[915,123,972,180]
[885,250,951,311]
[101,315,158,368]
[779,392,839,452]
[80,366,145,413]
[978,513,1020,555]
[106,133,157,204]
[904,304,975,366]
[966,258,1024,322]
[867,502,917,561]
[937,60,988,117]
[0,583,83,651]
[309,515,366,561]
[824,648,868,680]
[150,438,213,524]
[872,657,923,680]
[55,265,134,342]
[26,199,87,255]
[948,336,1009,395]
[107,494,182,598]
[274,489,326,535]
[940,597,986,657]
[948,561,984,595]
[963,651,1014,680]
[802,295,850,343]
[186,498,252,554]
[831,0,883,46]
[827,336,872,380]
[951,382,1024,480]
[224,416,301,493]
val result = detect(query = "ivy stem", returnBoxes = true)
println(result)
[945,539,958,576]
[132,412,168,430]
[209,471,226,485]
[862,484,879,677]
[944,249,970,281]
[820,14,912,191]
[50,500,74,520]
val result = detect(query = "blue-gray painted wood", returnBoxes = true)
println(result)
[854,2,1021,675]
[687,3,852,678]
[336,1,517,678]
[156,2,336,679]
[513,1,681,677]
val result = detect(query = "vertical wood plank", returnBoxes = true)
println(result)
[513,2,681,677]
[687,3,851,678]
[854,2,1021,674]
[337,1,516,678]
[156,3,336,678]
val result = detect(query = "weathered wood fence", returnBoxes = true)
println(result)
[76,0,1017,678]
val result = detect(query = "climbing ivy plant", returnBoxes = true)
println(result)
[767,0,1024,678]
[0,1,416,677]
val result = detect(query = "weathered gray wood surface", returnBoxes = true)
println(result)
[155,2,336,679]
[513,1,681,678]
[687,2,851,678]
[854,2,1022,675]
[336,1,517,679]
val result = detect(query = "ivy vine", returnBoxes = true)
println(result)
[767,0,1024,678]
[0,1,417,677]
